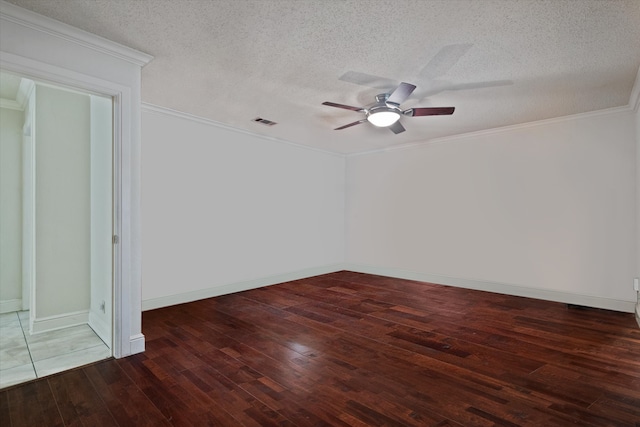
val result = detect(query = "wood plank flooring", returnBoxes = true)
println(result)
[2,271,639,426]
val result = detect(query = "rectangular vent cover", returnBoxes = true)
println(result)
[253,117,277,126]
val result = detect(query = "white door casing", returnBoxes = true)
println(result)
[0,1,153,357]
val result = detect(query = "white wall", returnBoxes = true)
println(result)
[0,107,23,312]
[141,107,345,309]
[347,109,637,312]
[34,84,91,319]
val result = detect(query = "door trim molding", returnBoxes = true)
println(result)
[0,1,152,66]
[1,2,152,357]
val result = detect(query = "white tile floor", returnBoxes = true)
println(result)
[0,311,111,389]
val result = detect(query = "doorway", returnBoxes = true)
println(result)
[0,70,113,388]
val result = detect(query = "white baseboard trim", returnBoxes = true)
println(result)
[140,263,637,315]
[141,263,345,311]
[129,333,145,355]
[31,310,89,334]
[344,263,637,313]
[88,310,111,348]
[0,299,23,314]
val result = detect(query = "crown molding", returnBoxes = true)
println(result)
[141,103,345,158]
[0,0,153,67]
[349,105,633,157]
[144,100,633,160]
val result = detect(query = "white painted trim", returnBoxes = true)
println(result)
[144,103,636,160]
[0,1,153,67]
[142,264,345,311]
[141,263,636,315]
[129,333,145,354]
[16,77,33,110]
[0,77,37,112]
[344,264,637,313]
[31,310,89,334]
[1,6,150,357]
[0,299,22,314]
[2,52,128,100]
[22,85,35,317]
[141,103,344,158]
[0,98,21,110]
[349,105,633,157]
[88,310,111,348]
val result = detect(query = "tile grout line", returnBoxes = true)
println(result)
[3,314,111,388]
[15,312,37,378]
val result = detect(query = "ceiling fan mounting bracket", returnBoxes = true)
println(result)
[375,93,391,104]
[366,103,402,115]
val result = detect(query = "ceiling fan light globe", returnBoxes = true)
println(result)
[367,111,401,127]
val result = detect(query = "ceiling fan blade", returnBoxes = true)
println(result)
[386,82,416,105]
[335,119,367,130]
[417,43,473,80]
[388,121,405,134]
[406,107,455,116]
[339,71,399,90]
[322,101,364,112]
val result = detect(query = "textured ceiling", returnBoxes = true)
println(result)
[5,0,640,154]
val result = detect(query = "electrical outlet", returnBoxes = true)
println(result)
[634,278,639,292]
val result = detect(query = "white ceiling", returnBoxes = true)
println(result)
[6,0,640,154]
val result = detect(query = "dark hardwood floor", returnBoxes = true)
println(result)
[2,271,640,426]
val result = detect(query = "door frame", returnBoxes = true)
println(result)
[0,2,151,357]
[0,55,140,358]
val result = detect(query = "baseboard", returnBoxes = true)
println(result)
[141,263,346,311]
[344,263,637,313]
[140,262,636,315]
[129,333,145,355]
[88,310,111,348]
[0,299,22,314]
[635,300,640,327]
[31,310,89,334]
[112,333,145,359]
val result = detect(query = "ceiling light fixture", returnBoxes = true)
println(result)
[366,107,401,127]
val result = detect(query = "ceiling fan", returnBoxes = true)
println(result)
[322,82,454,134]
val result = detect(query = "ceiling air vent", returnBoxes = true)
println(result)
[252,117,277,126]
